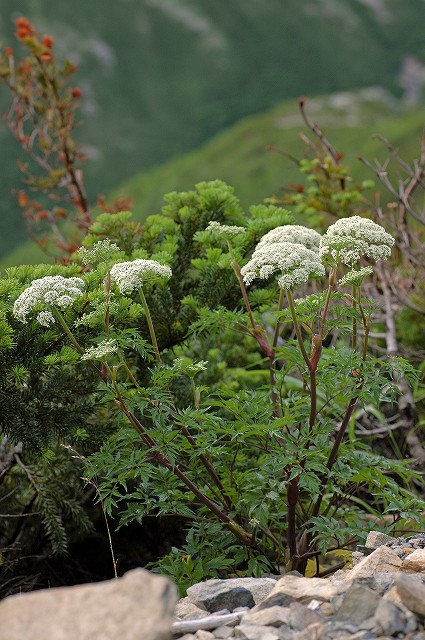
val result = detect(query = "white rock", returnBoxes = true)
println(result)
[401,548,425,572]
[0,568,177,640]
[260,574,348,606]
[195,631,215,640]
[346,545,402,581]
[175,597,207,619]
[240,605,290,627]
[212,625,235,638]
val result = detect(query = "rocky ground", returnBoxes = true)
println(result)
[1,529,425,639]
[172,531,425,640]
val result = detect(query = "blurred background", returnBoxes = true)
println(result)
[0,0,424,264]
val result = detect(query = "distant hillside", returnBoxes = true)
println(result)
[113,88,425,221]
[2,88,424,269]
[0,0,425,256]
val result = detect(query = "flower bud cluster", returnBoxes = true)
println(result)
[110,259,172,294]
[13,275,85,325]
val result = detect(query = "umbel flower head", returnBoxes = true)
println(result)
[13,275,85,325]
[319,216,394,266]
[110,259,172,294]
[255,225,322,253]
[241,242,325,289]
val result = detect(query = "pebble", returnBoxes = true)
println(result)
[172,530,425,640]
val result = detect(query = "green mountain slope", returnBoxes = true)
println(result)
[1,0,425,256]
[2,88,424,270]
[114,88,425,220]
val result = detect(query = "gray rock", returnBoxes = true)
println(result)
[323,620,377,639]
[351,551,366,566]
[213,626,235,638]
[241,605,291,627]
[356,616,376,631]
[287,602,325,630]
[374,599,406,636]
[234,624,285,640]
[290,622,327,640]
[195,631,215,640]
[186,579,276,613]
[331,632,374,640]
[365,530,394,548]
[333,583,380,624]
[395,573,425,617]
[382,586,418,633]
[219,609,232,615]
[0,568,177,640]
[318,601,334,617]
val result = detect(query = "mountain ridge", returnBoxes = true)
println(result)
[2,86,424,269]
[0,0,424,255]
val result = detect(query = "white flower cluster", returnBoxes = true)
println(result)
[255,225,321,253]
[206,221,246,237]
[339,266,374,288]
[78,239,121,265]
[81,338,118,361]
[241,242,325,290]
[110,259,172,294]
[319,216,394,265]
[13,276,85,325]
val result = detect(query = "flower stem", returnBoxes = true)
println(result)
[104,271,111,336]
[120,359,140,387]
[318,267,335,340]
[138,287,161,364]
[352,284,357,351]
[54,309,84,355]
[230,258,257,333]
[272,287,285,351]
[55,309,105,378]
[230,258,273,357]
[286,289,311,371]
